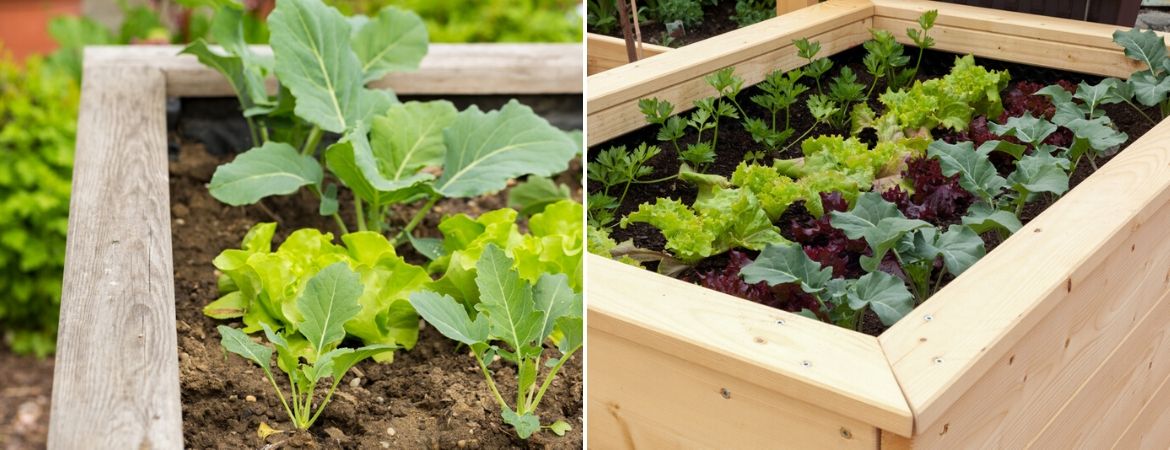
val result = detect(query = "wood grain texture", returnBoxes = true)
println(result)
[587,0,872,113]
[1030,287,1170,448]
[777,0,821,15]
[875,16,1143,78]
[588,254,914,435]
[48,62,180,449]
[1113,371,1170,449]
[881,109,1170,435]
[84,43,583,96]
[902,196,1170,447]
[587,33,671,75]
[587,19,870,145]
[589,329,880,449]
[872,0,1156,49]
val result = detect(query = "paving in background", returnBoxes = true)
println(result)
[1137,8,1170,30]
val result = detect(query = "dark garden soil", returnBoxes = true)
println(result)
[0,349,53,450]
[592,1,746,48]
[171,96,583,449]
[590,47,1158,335]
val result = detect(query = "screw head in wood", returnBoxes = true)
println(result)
[720,388,731,399]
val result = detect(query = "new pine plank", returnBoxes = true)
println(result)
[589,329,880,449]
[48,63,181,448]
[902,194,1170,447]
[588,254,914,435]
[1029,288,1170,447]
[587,33,671,75]
[84,43,584,96]
[871,0,1154,50]
[1112,372,1170,449]
[587,0,872,114]
[875,17,1144,78]
[880,107,1170,435]
[587,19,871,145]
[777,0,821,15]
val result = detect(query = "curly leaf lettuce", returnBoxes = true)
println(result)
[206,223,429,362]
[621,188,786,264]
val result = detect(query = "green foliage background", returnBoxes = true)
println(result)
[327,0,582,43]
[0,50,78,357]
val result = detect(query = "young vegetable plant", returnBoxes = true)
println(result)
[588,143,664,209]
[902,10,938,84]
[217,263,395,431]
[1110,27,1170,119]
[748,68,806,152]
[794,38,833,95]
[410,245,582,439]
[740,243,915,329]
[639,97,687,155]
[185,0,576,243]
[862,29,909,95]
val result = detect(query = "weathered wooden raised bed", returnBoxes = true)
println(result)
[49,43,581,450]
[587,1,1170,448]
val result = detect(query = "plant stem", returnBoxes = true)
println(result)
[394,195,440,245]
[528,349,577,412]
[308,185,350,235]
[929,267,946,297]
[305,378,343,429]
[1014,192,1028,217]
[1088,156,1099,171]
[258,119,270,143]
[474,349,509,411]
[632,174,678,184]
[245,116,260,147]
[263,369,297,427]
[301,126,323,156]
[1125,100,1158,125]
[354,198,367,232]
[782,123,818,153]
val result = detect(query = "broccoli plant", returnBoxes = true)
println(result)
[1110,27,1170,119]
[410,245,582,439]
[217,263,396,431]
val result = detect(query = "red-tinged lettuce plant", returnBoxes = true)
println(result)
[695,250,822,316]
[218,263,396,431]
[881,156,975,225]
[785,192,868,279]
[410,244,582,439]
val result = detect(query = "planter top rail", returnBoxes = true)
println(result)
[588,0,1170,443]
[50,43,581,450]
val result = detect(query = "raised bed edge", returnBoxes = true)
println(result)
[587,0,1170,447]
[50,44,583,450]
[586,33,672,76]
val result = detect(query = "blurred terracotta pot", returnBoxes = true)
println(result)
[0,0,82,59]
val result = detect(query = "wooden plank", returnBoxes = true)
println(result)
[880,109,1170,434]
[588,18,871,146]
[900,193,1170,447]
[777,0,821,15]
[587,33,671,75]
[874,16,1144,78]
[588,254,914,435]
[588,329,880,449]
[588,0,872,114]
[48,64,181,448]
[872,0,1159,50]
[896,195,1170,446]
[879,430,912,449]
[1112,372,1170,449]
[1029,287,1170,447]
[84,43,584,96]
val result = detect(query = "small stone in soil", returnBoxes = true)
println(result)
[325,427,347,441]
[380,442,390,448]
[349,377,361,388]
[245,395,256,402]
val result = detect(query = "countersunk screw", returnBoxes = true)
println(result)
[776,319,786,326]
[933,356,945,365]
[840,427,853,439]
[720,388,731,399]
[924,314,934,322]
[801,360,812,368]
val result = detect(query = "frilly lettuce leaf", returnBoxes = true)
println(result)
[621,188,786,264]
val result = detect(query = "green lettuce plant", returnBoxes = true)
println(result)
[429,200,584,304]
[205,223,430,362]
[218,262,396,430]
[410,244,582,439]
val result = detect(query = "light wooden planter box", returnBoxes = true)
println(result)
[587,1,1170,448]
[50,43,582,450]
[585,1,816,75]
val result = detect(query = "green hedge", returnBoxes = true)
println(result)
[0,50,77,357]
[328,0,583,43]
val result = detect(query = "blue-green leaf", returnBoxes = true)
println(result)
[208,141,323,206]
